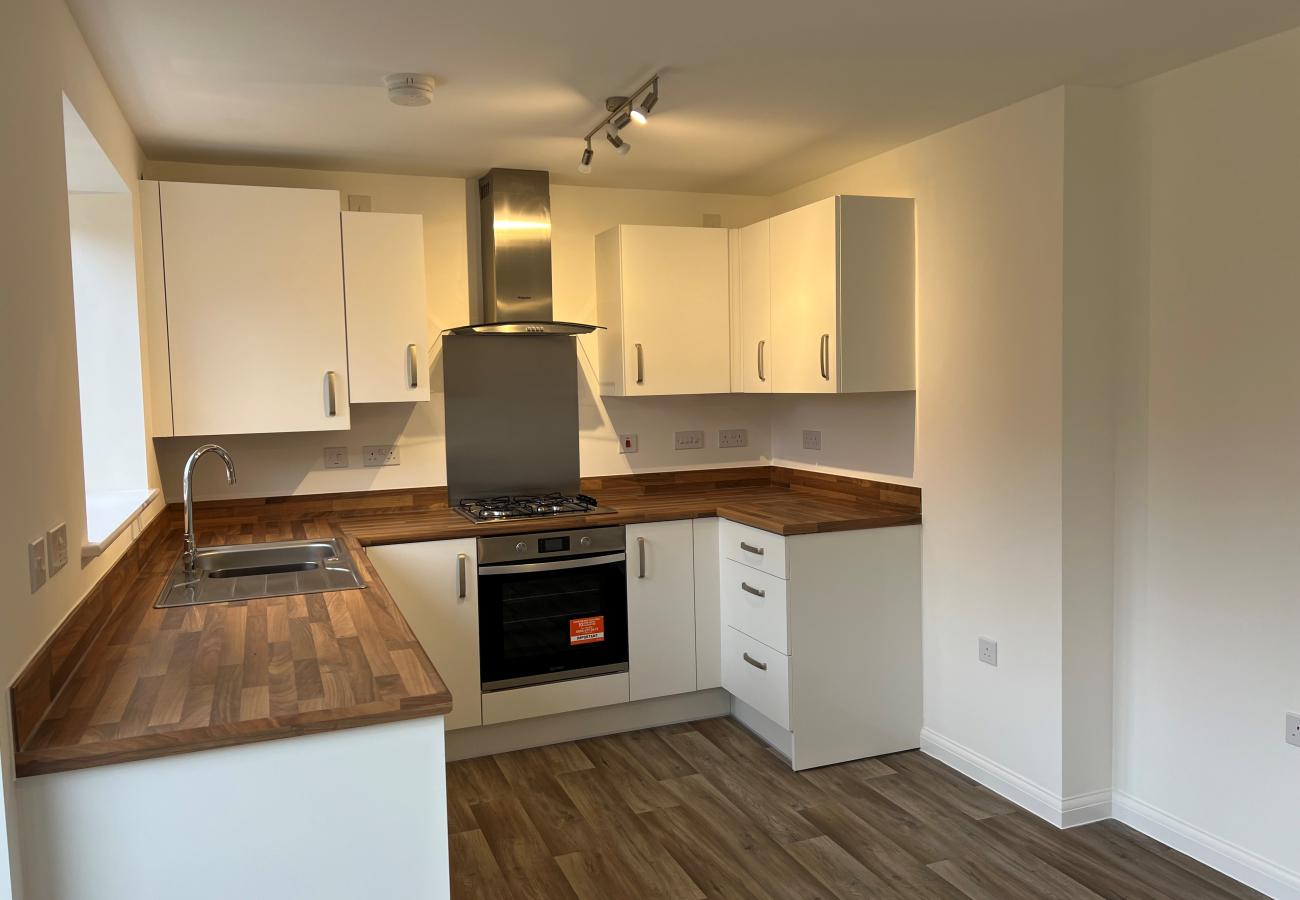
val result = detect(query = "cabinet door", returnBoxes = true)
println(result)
[619,226,731,395]
[771,197,838,393]
[366,539,480,730]
[160,181,349,434]
[342,211,430,403]
[739,220,772,393]
[626,520,697,701]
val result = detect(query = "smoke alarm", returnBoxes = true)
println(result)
[385,73,436,107]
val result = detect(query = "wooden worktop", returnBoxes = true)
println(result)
[11,466,919,777]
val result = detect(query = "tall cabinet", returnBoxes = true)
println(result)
[751,195,916,395]
[595,225,731,396]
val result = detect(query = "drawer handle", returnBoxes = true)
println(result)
[739,541,765,556]
[456,553,467,599]
[637,536,646,579]
[743,652,768,671]
[740,581,766,598]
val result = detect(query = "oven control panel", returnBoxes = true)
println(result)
[478,525,625,565]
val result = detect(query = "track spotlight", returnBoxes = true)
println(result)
[606,129,631,156]
[612,110,632,130]
[631,80,658,124]
[578,142,594,174]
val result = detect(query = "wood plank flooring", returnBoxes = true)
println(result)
[447,717,1263,900]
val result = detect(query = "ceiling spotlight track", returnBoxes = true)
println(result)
[577,73,660,173]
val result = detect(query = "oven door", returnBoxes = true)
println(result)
[478,552,629,691]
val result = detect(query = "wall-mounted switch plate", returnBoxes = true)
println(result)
[978,637,998,667]
[719,428,748,449]
[1287,712,1300,748]
[674,430,705,451]
[802,429,822,451]
[618,434,638,454]
[46,524,68,576]
[323,447,350,469]
[363,445,400,467]
[28,537,47,593]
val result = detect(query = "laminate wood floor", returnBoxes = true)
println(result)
[446,717,1263,900]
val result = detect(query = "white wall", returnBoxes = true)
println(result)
[0,1,161,895]
[1113,26,1300,886]
[770,90,1072,796]
[143,161,775,501]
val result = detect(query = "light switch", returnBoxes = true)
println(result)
[46,523,68,576]
[29,537,47,592]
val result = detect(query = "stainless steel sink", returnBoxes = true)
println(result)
[155,538,366,609]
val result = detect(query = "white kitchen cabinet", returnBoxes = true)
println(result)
[366,539,481,731]
[342,211,430,404]
[595,225,731,396]
[692,518,722,690]
[721,522,921,770]
[769,195,915,394]
[153,180,350,435]
[625,520,698,701]
[738,219,773,393]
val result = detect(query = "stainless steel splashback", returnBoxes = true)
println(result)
[443,333,580,505]
[479,168,552,325]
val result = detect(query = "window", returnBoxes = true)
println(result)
[63,95,152,555]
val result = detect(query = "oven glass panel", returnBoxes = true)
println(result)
[478,558,628,690]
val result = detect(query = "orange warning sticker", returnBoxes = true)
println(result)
[570,616,606,645]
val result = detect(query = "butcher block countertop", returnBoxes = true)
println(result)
[11,467,919,777]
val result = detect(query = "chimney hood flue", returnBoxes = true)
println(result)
[449,168,599,336]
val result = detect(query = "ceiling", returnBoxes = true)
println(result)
[69,0,1300,195]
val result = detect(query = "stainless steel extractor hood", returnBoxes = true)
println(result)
[448,168,598,336]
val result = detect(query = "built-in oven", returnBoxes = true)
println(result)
[477,525,629,692]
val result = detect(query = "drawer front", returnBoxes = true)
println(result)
[720,519,788,578]
[721,627,790,730]
[720,559,789,654]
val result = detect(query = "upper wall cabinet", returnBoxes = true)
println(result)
[738,220,772,394]
[149,181,350,436]
[765,196,915,394]
[342,211,430,404]
[595,225,731,396]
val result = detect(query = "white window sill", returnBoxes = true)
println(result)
[83,487,161,562]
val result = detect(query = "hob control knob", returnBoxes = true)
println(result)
[579,536,592,547]
[515,541,527,553]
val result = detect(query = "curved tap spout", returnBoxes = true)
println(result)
[182,444,237,572]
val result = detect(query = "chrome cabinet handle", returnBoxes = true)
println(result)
[637,536,646,579]
[757,340,766,382]
[741,581,766,598]
[457,553,467,599]
[743,652,768,672]
[739,541,765,556]
[406,344,419,389]
[820,333,830,380]
[323,371,338,417]
[635,343,644,385]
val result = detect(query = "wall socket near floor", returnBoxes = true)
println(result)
[323,447,349,469]
[28,537,47,593]
[362,444,400,467]
[618,434,638,454]
[46,523,68,576]
[978,637,998,667]
[718,428,748,449]
[802,429,822,451]
[1287,713,1300,748]
[674,430,705,451]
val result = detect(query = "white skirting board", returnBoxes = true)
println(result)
[919,727,1110,829]
[921,727,1299,900]
[447,688,730,761]
[1112,792,1300,900]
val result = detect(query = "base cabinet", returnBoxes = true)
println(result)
[366,539,481,731]
[626,520,698,702]
[720,523,922,770]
